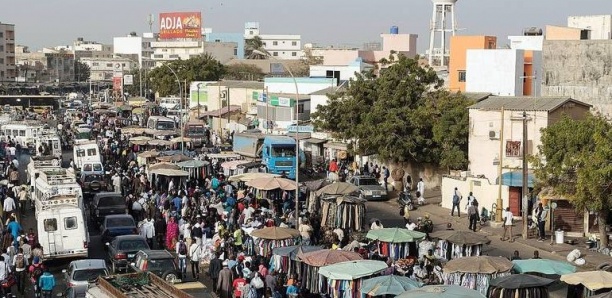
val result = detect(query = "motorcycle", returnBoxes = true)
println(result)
[416,218,434,233]
[398,191,416,211]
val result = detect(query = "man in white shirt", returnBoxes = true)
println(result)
[189,241,202,279]
[3,196,16,222]
[417,178,425,198]
[139,216,155,248]
[501,207,514,242]
[112,173,121,194]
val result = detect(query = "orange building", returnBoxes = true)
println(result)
[449,36,497,92]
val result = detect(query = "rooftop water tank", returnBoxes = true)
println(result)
[390,26,399,34]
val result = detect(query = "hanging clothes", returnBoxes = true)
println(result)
[320,200,366,231]
[377,241,413,260]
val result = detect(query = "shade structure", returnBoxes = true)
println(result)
[130,136,152,145]
[366,228,426,243]
[315,182,360,196]
[318,260,387,280]
[221,160,251,169]
[250,226,300,240]
[429,230,491,246]
[489,274,555,289]
[512,259,576,275]
[396,285,486,298]
[444,256,513,274]
[246,177,297,191]
[497,170,535,188]
[272,245,323,261]
[147,139,173,146]
[176,160,208,168]
[170,136,192,143]
[228,172,281,183]
[592,291,612,298]
[149,162,181,171]
[122,127,147,135]
[561,271,612,291]
[138,150,160,158]
[157,154,194,163]
[149,168,190,177]
[298,249,362,267]
[360,275,423,296]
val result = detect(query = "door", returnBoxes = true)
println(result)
[40,215,62,255]
[509,187,521,215]
[60,212,83,252]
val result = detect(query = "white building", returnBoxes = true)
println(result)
[508,35,544,51]
[113,32,155,69]
[244,22,302,60]
[309,58,373,82]
[80,57,134,81]
[0,22,16,81]
[151,40,238,67]
[567,15,612,40]
[466,49,525,96]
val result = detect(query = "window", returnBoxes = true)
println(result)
[292,52,297,57]
[122,63,126,67]
[12,130,17,136]
[249,30,253,35]
[234,48,238,56]
[92,62,99,66]
[169,54,179,59]
[298,103,304,113]
[273,52,278,57]
[106,63,113,67]
[44,219,57,232]
[0,32,3,38]
[86,148,97,156]
[458,70,466,82]
[153,54,163,59]
[0,45,3,51]
[64,216,78,230]
[506,141,522,157]
[215,39,221,42]
[273,41,278,46]
[292,41,297,46]
[18,130,25,137]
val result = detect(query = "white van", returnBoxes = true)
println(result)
[1,122,43,148]
[27,155,61,189]
[73,140,102,170]
[158,97,181,110]
[36,195,88,260]
[35,132,62,158]
[32,168,83,208]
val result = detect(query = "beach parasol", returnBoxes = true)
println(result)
[396,285,486,298]
[246,177,297,191]
[149,162,180,171]
[176,160,208,169]
[366,228,426,243]
[272,245,323,261]
[157,154,194,163]
[298,249,362,267]
[444,256,513,274]
[429,230,491,245]
[360,275,423,296]
[315,182,359,196]
[228,172,280,183]
[250,226,300,240]
[512,259,576,275]
[561,271,612,291]
[489,274,555,289]
[318,260,387,280]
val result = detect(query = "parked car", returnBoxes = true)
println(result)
[106,235,150,274]
[90,192,126,226]
[62,259,109,298]
[129,250,180,283]
[80,174,108,199]
[348,175,388,201]
[100,214,138,244]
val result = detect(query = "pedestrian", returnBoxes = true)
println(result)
[139,216,155,248]
[298,219,313,246]
[532,250,541,259]
[13,247,28,295]
[465,192,475,210]
[467,200,478,232]
[209,252,223,292]
[3,195,16,223]
[382,166,390,191]
[534,202,548,242]
[38,267,55,298]
[0,255,9,297]
[501,207,514,242]
[18,187,27,217]
[510,250,521,261]
[28,256,44,296]
[188,240,201,280]
[175,235,188,279]
[217,261,233,298]
[450,187,462,217]
[417,178,425,199]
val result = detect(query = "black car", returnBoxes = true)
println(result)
[80,174,109,199]
[106,235,150,274]
[129,250,180,283]
[90,192,126,226]
[100,214,138,244]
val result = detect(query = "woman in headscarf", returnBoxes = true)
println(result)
[165,216,179,250]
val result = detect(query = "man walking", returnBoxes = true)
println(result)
[467,199,479,232]
[534,202,548,242]
[39,267,56,298]
[382,166,390,191]
[417,178,425,199]
[450,187,462,217]
[501,207,514,242]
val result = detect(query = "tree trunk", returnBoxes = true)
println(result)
[599,208,609,248]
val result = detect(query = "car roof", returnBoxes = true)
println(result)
[105,214,133,220]
[115,235,146,241]
[69,259,107,269]
[138,249,174,259]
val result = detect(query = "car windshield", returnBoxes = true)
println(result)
[99,196,124,206]
[148,258,176,271]
[106,218,134,228]
[357,178,379,186]
[186,126,205,135]
[72,268,107,281]
[156,121,175,130]
[118,240,148,250]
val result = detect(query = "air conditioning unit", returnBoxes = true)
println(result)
[489,130,499,140]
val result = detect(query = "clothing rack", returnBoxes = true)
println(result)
[320,199,366,231]
[435,240,482,260]
[443,272,511,295]
[488,286,549,298]
[376,241,416,260]
[324,278,362,298]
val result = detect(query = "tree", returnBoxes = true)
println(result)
[533,114,612,247]
[245,36,269,59]
[223,63,264,81]
[148,54,225,96]
[312,54,471,168]
[74,60,90,82]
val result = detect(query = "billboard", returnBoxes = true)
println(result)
[159,12,202,39]
[113,77,122,91]
[123,74,134,85]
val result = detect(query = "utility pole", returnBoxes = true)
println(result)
[496,106,505,222]
[226,87,230,140]
[522,111,529,239]
[265,86,269,133]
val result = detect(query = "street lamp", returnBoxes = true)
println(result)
[162,63,185,154]
[253,50,301,230]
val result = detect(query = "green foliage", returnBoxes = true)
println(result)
[148,54,225,96]
[312,54,472,169]
[74,60,90,82]
[223,63,264,81]
[245,36,268,59]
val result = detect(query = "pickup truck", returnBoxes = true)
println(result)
[90,192,126,227]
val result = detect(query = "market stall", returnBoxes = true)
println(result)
[365,228,426,260]
[397,285,486,298]
[137,150,160,166]
[298,249,363,294]
[228,173,280,183]
[561,271,612,298]
[429,230,491,260]
[271,245,322,275]
[176,159,210,179]
[221,159,253,176]
[148,168,190,190]
[487,274,555,298]
[360,275,423,296]
[512,259,576,275]
[247,226,300,257]
[157,154,194,163]
[318,260,388,298]
[308,182,360,213]
[443,256,513,295]
[320,195,367,232]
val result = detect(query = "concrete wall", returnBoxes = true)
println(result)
[309,64,363,81]
[203,85,261,112]
[546,25,583,41]
[441,176,510,215]
[509,36,544,51]
[466,49,524,96]
[206,33,245,59]
[567,15,612,40]
[542,40,612,115]
[203,42,238,64]
[264,77,336,94]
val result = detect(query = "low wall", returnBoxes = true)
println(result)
[441,176,510,216]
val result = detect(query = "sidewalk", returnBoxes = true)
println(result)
[414,189,612,271]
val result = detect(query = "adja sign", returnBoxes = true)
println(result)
[159,12,202,39]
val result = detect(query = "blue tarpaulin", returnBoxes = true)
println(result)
[497,171,535,188]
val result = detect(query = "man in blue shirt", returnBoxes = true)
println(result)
[39,267,55,298]
[7,217,21,241]
[172,192,182,211]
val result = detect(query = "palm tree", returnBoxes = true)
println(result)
[245,36,269,59]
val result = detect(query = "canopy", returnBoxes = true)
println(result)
[148,139,173,146]
[228,173,281,183]
[489,274,555,289]
[560,271,612,291]
[170,136,192,143]
[130,136,152,145]
[366,228,426,243]
[246,177,297,191]
[321,195,366,204]
[497,170,535,188]
[221,160,251,169]
[157,154,194,163]
[272,245,323,261]
[512,259,576,275]
[315,182,359,196]
[176,160,208,169]
[360,275,423,296]
[138,150,160,158]
[250,226,300,240]
[122,127,147,135]
[592,292,612,298]
[149,168,190,177]
[149,162,180,171]
[444,256,513,274]
[396,285,486,298]
[298,249,362,267]
[318,260,387,280]
[429,230,491,246]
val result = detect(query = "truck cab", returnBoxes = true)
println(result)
[183,121,208,147]
[232,131,302,179]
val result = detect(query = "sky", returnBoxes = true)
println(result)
[2,0,612,53]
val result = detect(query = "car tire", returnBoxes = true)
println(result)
[162,271,178,283]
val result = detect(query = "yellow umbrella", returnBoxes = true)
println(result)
[561,271,612,291]
[246,177,297,191]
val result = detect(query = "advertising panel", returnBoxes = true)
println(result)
[159,12,202,39]
[113,77,122,91]
[123,75,134,86]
